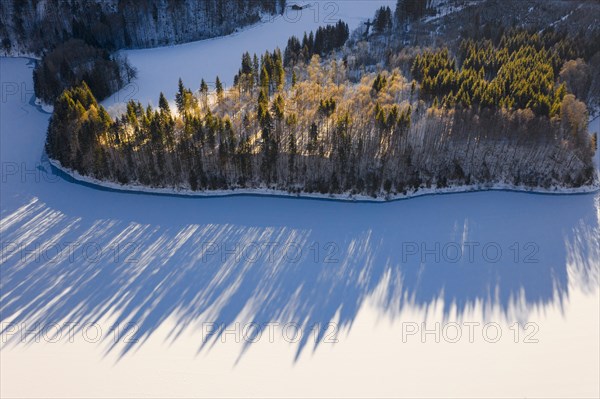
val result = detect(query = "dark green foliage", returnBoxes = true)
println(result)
[215,76,224,102]
[372,73,388,94]
[411,31,580,117]
[284,35,302,66]
[236,48,285,94]
[200,79,209,94]
[175,78,198,114]
[318,98,336,118]
[46,82,111,174]
[283,21,349,66]
[373,6,393,34]
[33,39,135,103]
[46,26,596,197]
[158,92,170,114]
[6,0,284,55]
[272,94,285,120]
[395,0,432,23]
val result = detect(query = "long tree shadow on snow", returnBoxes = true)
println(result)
[1,177,598,362]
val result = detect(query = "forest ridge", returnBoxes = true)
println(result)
[45,1,599,198]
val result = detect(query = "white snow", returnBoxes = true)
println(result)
[545,4,583,31]
[102,0,396,112]
[1,3,599,395]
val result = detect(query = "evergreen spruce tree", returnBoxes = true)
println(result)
[253,54,260,85]
[241,52,253,74]
[200,78,209,109]
[215,76,224,103]
[374,6,393,34]
[200,78,208,95]
[175,78,186,114]
[273,48,285,91]
[260,65,270,95]
[158,92,170,114]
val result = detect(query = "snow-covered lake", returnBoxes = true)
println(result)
[1,2,599,397]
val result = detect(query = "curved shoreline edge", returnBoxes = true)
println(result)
[47,156,600,203]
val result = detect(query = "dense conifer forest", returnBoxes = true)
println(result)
[33,39,137,103]
[5,0,285,103]
[45,1,599,198]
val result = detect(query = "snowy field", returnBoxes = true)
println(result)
[1,1,599,397]
[102,0,397,113]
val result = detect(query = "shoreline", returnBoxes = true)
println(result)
[47,157,600,203]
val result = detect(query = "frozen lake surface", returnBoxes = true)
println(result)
[1,1,599,397]
[102,0,398,112]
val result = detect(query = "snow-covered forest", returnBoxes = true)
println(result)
[4,0,287,105]
[46,23,597,197]
[0,0,285,55]
[33,39,137,103]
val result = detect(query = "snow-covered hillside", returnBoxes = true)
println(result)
[0,0,284,56]
[102,0,397,111]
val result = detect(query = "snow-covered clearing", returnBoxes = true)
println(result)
[102,0,396,113]
[1,1,599,396]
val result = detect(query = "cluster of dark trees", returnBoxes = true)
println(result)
[373,6,394,35]
[364,1,432,38]
[232,21,350,94]
[46,82,113,175]
[47,53,595,197]
[6,0,285,103]
[283,21,349,67]
[394,0,434,23]
[44,7,598,197]
[1,0,285,55]
[33,39,136,103]
[235,48,285,96]
[410,31,589,117]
